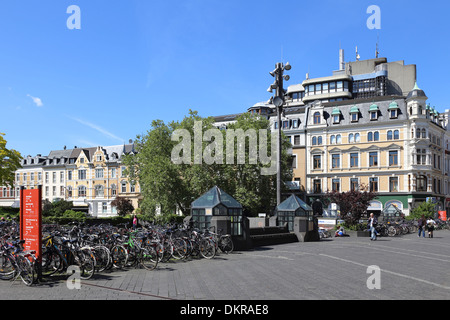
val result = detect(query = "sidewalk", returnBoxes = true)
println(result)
[2,230,450,300]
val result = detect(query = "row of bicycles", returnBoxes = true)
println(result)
[0,220,234,286]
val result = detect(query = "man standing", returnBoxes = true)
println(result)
[368,213,378,241]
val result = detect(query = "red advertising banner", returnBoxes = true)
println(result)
[20,187,42,261]
[438,211,447,221]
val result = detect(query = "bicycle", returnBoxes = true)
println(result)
[0,239,36,286]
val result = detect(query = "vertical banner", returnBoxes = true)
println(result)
[438,211,447,221]
[20,186,42,262]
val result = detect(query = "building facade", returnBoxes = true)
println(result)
[0,144,140,217]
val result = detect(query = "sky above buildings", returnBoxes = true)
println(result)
[1,0,450,157]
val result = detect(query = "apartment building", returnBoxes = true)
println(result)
[0,143,140,217]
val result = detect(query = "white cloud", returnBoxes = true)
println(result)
[27,94,43,107]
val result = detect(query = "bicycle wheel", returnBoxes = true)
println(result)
[0,254,15,280]
[41,249,63,276]
[172,238,187,260]
[388,226,397,237]
[140,246,158,271]
[199,238,216,259]
[78,249,96,280]
[219,236,234,254]
[16,255,35,286]
[93,246,110,272]
[111,245,128,269]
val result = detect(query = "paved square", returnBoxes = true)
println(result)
[1,230,450,300]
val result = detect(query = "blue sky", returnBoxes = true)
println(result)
[1,0,449,157]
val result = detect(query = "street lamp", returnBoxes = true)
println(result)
[268,62,291,205]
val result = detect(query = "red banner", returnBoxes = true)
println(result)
[20,188,42,261]
[438,211,447,221]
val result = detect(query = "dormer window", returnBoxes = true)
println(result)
[331,108,341,124]
[350,106,359,122]
[389,101,399,119]
[369,104,379,120]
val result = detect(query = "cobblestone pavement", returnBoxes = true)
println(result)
[1,230,450,301]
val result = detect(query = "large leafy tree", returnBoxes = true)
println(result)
[323,184,378,226]
[123,110,292,218]
[0,133,22,187]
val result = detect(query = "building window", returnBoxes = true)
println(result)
[369,152,378,167]
[389,151,399,166]
[111,168,117,178]
[369,177,378,192]
[350,178,359,192]
[78,170,87,180]
[95,168,104,179]
[332,179,340,192]
[95,185,104,198]
[390,109,398,119]
[370,111,378,120]
[102,202,108,214]
[313,112,321,124]
[111,184,117,196]
[68,171,73,181]
[312,136,317,146]
[332,154,340,169]
[78,186,87,198]
[387,131,393,140]
[351,112,359,122]
[394,130,399,140]
[333,114,340,124]
[67,186,73,198]
[313,155,321,169]
[389,177,399,192]
[350,153,359,168]
[294,135,300,146]
[417,175,427,192]
[313,179,322,194]
[121,183,127,193]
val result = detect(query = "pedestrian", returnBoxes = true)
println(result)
[426,217,436,238]
[132,214,138,230]
[417,215,426,238]
[368,213,378,241]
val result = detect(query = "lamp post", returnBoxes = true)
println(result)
[268,62,291,205]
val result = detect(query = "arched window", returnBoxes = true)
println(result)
[394,130,399,140]
[330,135,336,144]
[318,136,323,145]
[387,130,393,140]
[421,129,426,139]
[368,132,373,142]
[355,133,360,142]
[336,134,342,144]
[349,133,354,143]
[313,112,321,124]
[312,137,317,145]
[374,132,379,141]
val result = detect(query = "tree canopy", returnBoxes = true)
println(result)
[0,133,22,187]
[323,184,378,226]
[123,110,292,218]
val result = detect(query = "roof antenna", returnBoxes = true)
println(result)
[375,33,380,58]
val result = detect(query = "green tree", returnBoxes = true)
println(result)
[408,200,435,220]
[323,184,378,226]
[123,110,292,218]
[0,133,22,187]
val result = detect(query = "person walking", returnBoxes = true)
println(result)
[132,214,138,230]
[417,215,426,238]
[368,213,378,241]
[426,217,436,238]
